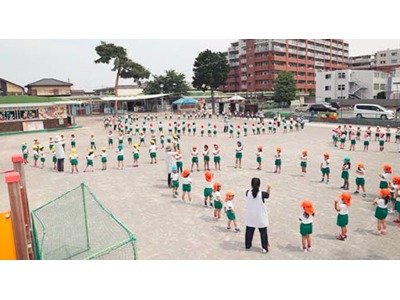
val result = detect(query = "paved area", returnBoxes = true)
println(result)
[1,115,399,260]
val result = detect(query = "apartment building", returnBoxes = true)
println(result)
[374,48,400,73]
[348,54,375,70]
[316,70,388,102]
[222,39,349,94]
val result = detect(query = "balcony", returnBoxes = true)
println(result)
[241,85,247,89]
[273,55,286,62]
[255,46,268,52]
[273,46,286,52]
[241,76,247,81]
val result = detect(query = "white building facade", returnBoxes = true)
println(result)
[316,69,389,103]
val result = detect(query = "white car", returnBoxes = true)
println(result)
[353,104,394,120]
[294,104,310,112]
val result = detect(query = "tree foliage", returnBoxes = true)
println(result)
[94,41,150,94]
[143,70,189,97]
[273,71,297,106]
[192,49,230,113]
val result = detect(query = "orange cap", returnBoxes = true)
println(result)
[192,146,197,149]
[302,150,308,155]
[383,164,392,174]
[213,182,222,192]
[258,146,263,151]
[205,171,213,182]
[358,163,365,168]
[301,200,315,215]
[380,189,390,197]
[225,191,235,201]
[276,147,282,152]
[181,169,190,178]
[340,193,352,206]
[324,152,330,157]
[392,176,400,185]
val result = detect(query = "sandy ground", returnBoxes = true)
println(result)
[1,114,399,260]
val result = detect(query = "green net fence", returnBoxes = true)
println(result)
[31,183,137,260]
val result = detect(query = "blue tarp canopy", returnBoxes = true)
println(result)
[172,97,199,105]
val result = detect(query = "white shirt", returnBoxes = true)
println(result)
[149,145,157,153]
[171,172,179,181]
[192,150,199,157]
[338,203,349,215]
[101,152,107,158]
[118,149,124,156]
[300,155,307,162]
[299,213,314,224]
[377,198,388,209]
[213,149,220,157]
[54,142,65,159]
[214,191,221,201]
[256,152,262,158]
[203,149,210,156]
[236,146,243,153]
[245,191,269,228]
[225,200,234,211]
[181,177,192,185]
[322,159,330,168]
[87,154,95,161]
[204,180,213,189]
[380,173,390,182]
[275,153,281,159]
[165,151,177,173]
[356,168,365,178]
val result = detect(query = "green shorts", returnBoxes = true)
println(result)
[396,201,400,213]
[351,140,356,145]
[236,153,243,159]
[379,141,384,146]
[257,157,262,163]
[204,188,213,197]
[176,161,183,169]
[226,210,236,221]
[375,207,388,220]
[379,181,388,189]
[337,214,348,227]
[117,155,124,161]
[71,159,78,166]
[275,159,281,166]
[52,157,57,163]
[204,155,210,162]
[214,156,221,163]
[341,171,349,180]
[71,142,76,147]
[300,223,313,236]
[182,184,191,192]
[214,200,223,209]
[364,141,369,146]
[150,152,157,158]
[300,161,307,168]
[355,178,365,186]
[101,157,107,163]
[173,180,179,188]
[340,138,345,143]
[321,167,330,175]
[134,153,139,159]
[23,154,28,159]
[192,157,198,163]
[108,139,113,144]
[40,158,45,163]
[87,160,93,166]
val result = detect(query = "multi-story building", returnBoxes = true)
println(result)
[348,54,375,70]
[387,67,400,99]
[374,48,400,73]
[222,39,349,94]
[316,70,388,102]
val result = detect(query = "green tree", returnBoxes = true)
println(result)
[94,41,129,97]
[144,70,189,97]
[120,60,151,87]
[192,50,230,114]
[273,71,297,107]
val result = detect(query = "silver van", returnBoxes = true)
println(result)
[353,104,394,120]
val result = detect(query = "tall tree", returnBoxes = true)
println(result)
[192,50,230,114]
[144,70,189,97]
[120,60,151,87]
[94,41,128,97]
[273,71,297,107]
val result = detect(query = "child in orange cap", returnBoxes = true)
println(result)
[354,163,366,197]
[256,146,263,170]
[335,193,351,241]
[373,189,391,235]
[274,147,282,174]
[213,182,223,220]
[299,150,308,175]
[299,200,315,252]
[224,191,240,232]
[392,177,400,225]
[204,171,214,207]
[389,176,399,214]
[190,146,200,172]
[181,169,192,203]
[378,165,392,189]
[320,152,330,184]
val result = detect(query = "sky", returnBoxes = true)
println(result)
[1,39,400,92]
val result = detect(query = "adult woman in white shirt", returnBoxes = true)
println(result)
[245,177,271,253]
[165,143,177,188]
[54,135,65,172]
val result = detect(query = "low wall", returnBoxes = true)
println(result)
[0,118,69,133]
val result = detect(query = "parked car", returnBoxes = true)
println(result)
[294,103,310,112]
[353,104,394,120]
[309,103,337,113]
[330,101,341,109]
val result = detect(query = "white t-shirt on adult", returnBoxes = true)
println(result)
[245,190,270,228]
[54,142,65,159]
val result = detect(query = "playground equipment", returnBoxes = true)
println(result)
[0,155,137,260]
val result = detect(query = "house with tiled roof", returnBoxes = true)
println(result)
[25,78,73,96]
[0,78,25,96]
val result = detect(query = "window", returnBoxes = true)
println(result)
[325,74,331,79]
[338,84,345,91]
[392,52,398,56]
[380,61,386,64]
[391,59,398,64]
[325,97,332,102]
[325,86,331,91]
[374,83,380,90]
[338,72,345,78]
[380,84,386,90]
[380,53,386,57]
